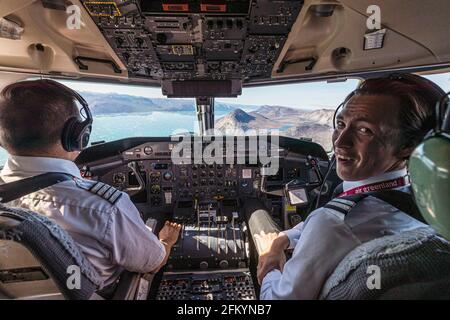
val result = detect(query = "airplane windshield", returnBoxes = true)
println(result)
[0,73,448,166]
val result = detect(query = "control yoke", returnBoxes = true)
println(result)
[124,161,146,195]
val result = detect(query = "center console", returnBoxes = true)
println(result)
[155,199,257,300]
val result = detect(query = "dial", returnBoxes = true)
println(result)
[163,171,173,181]
[150,184,161,194]
[112,172,125,184]
[150,172,161,182]
[144,146,153,155]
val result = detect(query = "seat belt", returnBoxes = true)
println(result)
[324,190,426,223]
[0,172,74,203]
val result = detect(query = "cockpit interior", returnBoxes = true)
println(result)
[0,0,449,301]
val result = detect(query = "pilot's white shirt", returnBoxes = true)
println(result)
[260,168,428,300]
[0,155,165,286]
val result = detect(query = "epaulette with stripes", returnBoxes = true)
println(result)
[74,179,123,205]
[323,194,368,219]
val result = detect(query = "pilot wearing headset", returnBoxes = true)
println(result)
[0,79,181,287]
[256,74,446,299]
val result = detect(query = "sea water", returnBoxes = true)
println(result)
[0,111,220,166]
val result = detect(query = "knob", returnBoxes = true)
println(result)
[199,261,209,269]
[219,260,229,269]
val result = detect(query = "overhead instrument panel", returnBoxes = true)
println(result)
[80,0,304,96]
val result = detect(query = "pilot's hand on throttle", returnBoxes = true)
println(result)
[256,232,289,285]
[158,221,182,247]
[254,231,278,254]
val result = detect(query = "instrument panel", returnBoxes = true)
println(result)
[83,138,325,217]
[78,135,330,236]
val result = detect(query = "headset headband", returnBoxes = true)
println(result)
[69,88,93,124]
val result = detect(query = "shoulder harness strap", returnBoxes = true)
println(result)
[367,190,425,223]
[0,172,73,203]
[74,179,123,205]
[324,190,425,223]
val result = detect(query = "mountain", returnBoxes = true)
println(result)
[215,106,335,150]
[254,105,303,118]
[215,108,280,133]
[284,123,334,151]
[254,105,334,125]
[80,91,252,114]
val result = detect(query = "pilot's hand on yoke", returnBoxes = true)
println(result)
[256,232,289,285]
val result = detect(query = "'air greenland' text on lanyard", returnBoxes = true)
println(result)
[338,176,409,197]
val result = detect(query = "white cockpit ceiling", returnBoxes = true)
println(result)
[0,0,449,86]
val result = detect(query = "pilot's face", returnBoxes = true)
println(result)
[332,94,403,181]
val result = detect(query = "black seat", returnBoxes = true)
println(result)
[320,227,450,300]
[0,203,104,299]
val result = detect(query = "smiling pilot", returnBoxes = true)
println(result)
[256,74,446,299]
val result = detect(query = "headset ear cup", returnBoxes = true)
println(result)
[80,125,92,149]
[61,117,78,152]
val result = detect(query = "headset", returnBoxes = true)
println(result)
[433,91,450,134]
[60,86,93,152]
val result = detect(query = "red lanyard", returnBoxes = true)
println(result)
[338,176,409,197]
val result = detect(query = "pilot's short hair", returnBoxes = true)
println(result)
[0,79,79,153]
[352,74,445,153]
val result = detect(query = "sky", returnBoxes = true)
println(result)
[60,72,450,110]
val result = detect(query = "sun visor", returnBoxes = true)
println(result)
[161,79,242,97]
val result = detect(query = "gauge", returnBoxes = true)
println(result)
[150,172,161,182]
[112,172,125,184]
[163,171,173,181]
[150,184,161,194]
[144,146,153,155]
